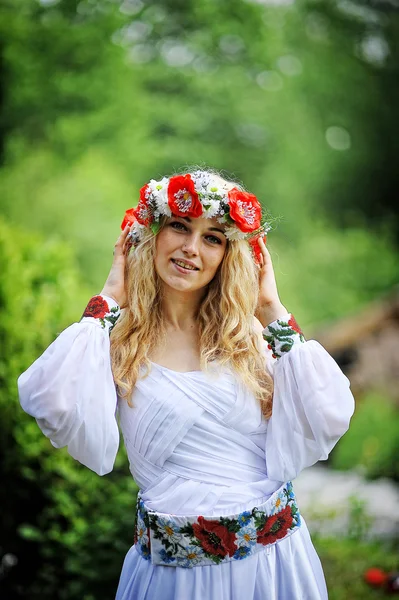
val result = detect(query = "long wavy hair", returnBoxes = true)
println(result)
[110,172,274,418]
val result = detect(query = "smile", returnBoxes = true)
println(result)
[171,259,199,272]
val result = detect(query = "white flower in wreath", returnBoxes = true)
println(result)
[148,177,171,219]
[235,523,257,548]
[175,544,205,568]
[203,198,221,218]
[191,170,211,193]
[224,226,247,241]
[156,517,181,544]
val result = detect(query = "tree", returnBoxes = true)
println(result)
[0,218,136,599]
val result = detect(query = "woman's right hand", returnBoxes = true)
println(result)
[100,225,132,308]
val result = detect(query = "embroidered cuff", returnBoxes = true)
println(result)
[262,314,305,359]
[80,295,121,334]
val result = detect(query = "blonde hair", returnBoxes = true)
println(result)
[110,173,273,418]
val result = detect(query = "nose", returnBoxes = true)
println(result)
[182,232,200,256]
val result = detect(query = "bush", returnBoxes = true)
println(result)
[331,392,399,481]
[315,535,398,600]
[0,218,137,599]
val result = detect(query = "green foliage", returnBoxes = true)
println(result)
[0,0,398,597]
[0,0,397,313]
[331,392,399,481]
[346,496,373,542]
[314,535,398,600]
[0,218,137,599]
[274,224,399,327]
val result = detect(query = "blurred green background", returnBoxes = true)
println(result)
[0,0,398,598]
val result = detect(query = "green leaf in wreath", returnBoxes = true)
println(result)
[150,221,161,235]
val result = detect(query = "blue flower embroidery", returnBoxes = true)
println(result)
[286,482,295,500]
[175,545,204,568]
[234,546,252,560]
[138,499,147,520]
[157,517,181,543]
[270,493,287,515]
[138,542,151,560]
[159,549,176,564]
[236,523,257,548]
[237,511,252,526]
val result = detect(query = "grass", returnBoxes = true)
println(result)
[315,535,398,599]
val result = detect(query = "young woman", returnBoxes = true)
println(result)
[18,169,354,600]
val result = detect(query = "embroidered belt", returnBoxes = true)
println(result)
[134,482,301,568]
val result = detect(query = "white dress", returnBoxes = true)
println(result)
[18,296,355,600]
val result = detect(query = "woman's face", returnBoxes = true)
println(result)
[154,215,227,293]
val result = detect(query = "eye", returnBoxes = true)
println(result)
[169,221,188,231]
[205,235,223,245]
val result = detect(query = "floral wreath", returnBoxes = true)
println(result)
[121,170,271,263]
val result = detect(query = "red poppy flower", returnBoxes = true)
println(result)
[134,184,152,226]
[364,568,387,587]
[227,188,262,233]
[82,296,110,320]
[288,315,303,336]
[248,234,267,264]
[192,517,237,558]
[257,506,293,545]
[121,208,137,230]
[167,174,203,218]
[248,236,262,264]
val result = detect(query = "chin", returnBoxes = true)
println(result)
[167,278,205,293]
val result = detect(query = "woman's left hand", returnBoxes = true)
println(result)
[255,237,289,328]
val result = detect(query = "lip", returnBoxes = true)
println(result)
[171,258,199,273]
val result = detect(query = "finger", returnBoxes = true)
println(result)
[120,225,131,241]
[114,226,130,255]
[123,225,135,249]
[123,236,133,255]
[115,226,128,246]
[258,237,271,265]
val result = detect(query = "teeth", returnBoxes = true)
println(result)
[174,260,197,270]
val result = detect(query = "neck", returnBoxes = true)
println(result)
[161,285,204,330]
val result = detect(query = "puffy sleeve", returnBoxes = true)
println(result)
[262,314,355,482]
[18,295,121,476]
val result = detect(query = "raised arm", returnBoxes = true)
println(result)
[254,238,355,482]
[18,226,132,475]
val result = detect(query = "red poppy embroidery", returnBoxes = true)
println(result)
[167,174,203,218]
[121,208,137,230]
[257,506,293,545]
[288,315,303,336]
[227,188,262,233]
[82,296,110,320]
[192,517,237,558]
[134,184,152,226]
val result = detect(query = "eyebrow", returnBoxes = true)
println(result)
[180,216,226,236]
